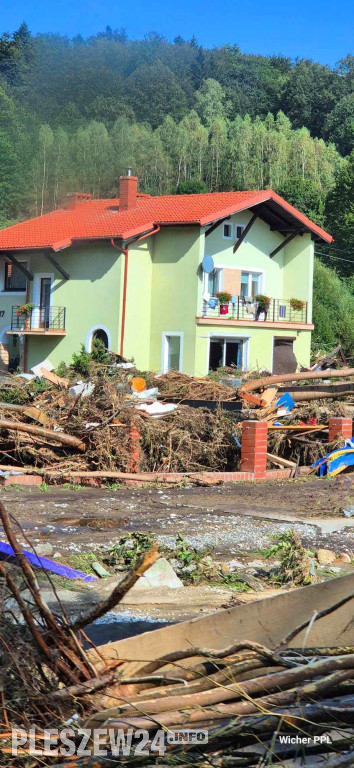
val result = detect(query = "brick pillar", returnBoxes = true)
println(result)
[128,425,141,472]
[328,417,353,443]
[241,420,268,479]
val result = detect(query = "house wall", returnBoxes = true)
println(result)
[203,212,285,301]
[149,227,202,373]
[25,243,123,369]
[121,238,153,369]
[194,325,312,375]
[283,233,314,321]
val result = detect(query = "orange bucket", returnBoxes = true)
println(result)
[131,377,146,392]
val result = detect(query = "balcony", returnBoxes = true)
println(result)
[199,296,309,326]
[9,306,67,335]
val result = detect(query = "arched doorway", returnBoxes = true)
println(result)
[92,328,109,348]
[85,325,111,353]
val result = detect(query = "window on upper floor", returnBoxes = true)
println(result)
[223,222,232,239]
[204,268,221,296]
[4,262,27,292]
[241,271,262,298]
[236,224,245,239]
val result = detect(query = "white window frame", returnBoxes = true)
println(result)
[0,259,29,295]
[85,325,112,352]
[31,272,54,329]
[202,266,223,295]
[222,222,233,240]
[161,332,184,373]
[238,267,265,297]
[206,334,250,373]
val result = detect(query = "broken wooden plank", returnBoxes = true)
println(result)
[266,452,297,469]
[39,367,69,388]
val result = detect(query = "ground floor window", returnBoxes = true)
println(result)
[209,337,245,371]
[162,333,183,373]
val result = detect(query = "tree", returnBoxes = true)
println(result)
[125,62,187,128]
[312,260,354,353]
[176,179,207,193]
[195,79,227,127]
[325,94,354,155]
[324,151,354,275]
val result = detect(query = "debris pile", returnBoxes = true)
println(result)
[0,341,352,480]
[1,504,354,767]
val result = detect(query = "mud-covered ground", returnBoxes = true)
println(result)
[1,475,354,623]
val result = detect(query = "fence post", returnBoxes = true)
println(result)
[241,420,268,479]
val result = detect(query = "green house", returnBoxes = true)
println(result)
[0,174,332,375]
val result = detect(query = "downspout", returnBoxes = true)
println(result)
[110,225,160,357]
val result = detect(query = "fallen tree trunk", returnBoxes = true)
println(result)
[279,382,354,402]
[239,367,354,394]
[0,419,85,450]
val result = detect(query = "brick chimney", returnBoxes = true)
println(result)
[119,168,138,210]
[67,192,92,209]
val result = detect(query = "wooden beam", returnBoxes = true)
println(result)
[205,216,230,238]
[45,252,69,280]
[233,212,258,253]
[5,254,33,281]
[269,231,302,259]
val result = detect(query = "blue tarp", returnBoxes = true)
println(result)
[0,541,97,581]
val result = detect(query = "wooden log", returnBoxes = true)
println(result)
[0,419,85,450]
[239,367,354,395]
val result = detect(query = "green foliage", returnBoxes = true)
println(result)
[105,531,156,570]
[324,151,354,275]
[263,529,314,586]
[71,344,91,376]
[0,387,29,404]
[176,179,207,194]
[312,259,354,354]
[90,338,110,363]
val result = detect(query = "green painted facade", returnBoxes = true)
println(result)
[0,210,314,374]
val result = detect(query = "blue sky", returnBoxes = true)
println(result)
[1,0,353,66]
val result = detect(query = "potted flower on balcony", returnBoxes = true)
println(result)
[16,302,35,330]
[290,297,305,312]
[216,291,232,315]
[255,294,271,321]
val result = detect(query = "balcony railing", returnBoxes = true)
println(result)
[201,296,308,324]
[11,305,66,332]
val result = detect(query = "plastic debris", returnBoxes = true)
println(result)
[0,541,97,581]
[135,401,178,418]
[276,392,295,412]
[343,507,354,518]
[69,380,95,398]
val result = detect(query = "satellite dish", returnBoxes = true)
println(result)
[202,254,214,274]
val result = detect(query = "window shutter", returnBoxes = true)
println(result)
[223,269,241,296]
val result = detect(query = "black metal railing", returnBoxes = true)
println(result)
[11,305,66,331]
[201,296,308,324]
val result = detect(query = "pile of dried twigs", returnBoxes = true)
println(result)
[1,503,354,767]
[154,370,236,401]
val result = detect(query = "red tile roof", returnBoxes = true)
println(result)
[0,189,333,251]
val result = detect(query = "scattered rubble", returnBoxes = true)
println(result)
[1,502,354,767]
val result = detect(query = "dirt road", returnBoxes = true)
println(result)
[1,476,354,624]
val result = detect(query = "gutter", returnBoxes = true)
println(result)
[110,225,160,356]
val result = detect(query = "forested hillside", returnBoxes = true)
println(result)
[0,22,353,339]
